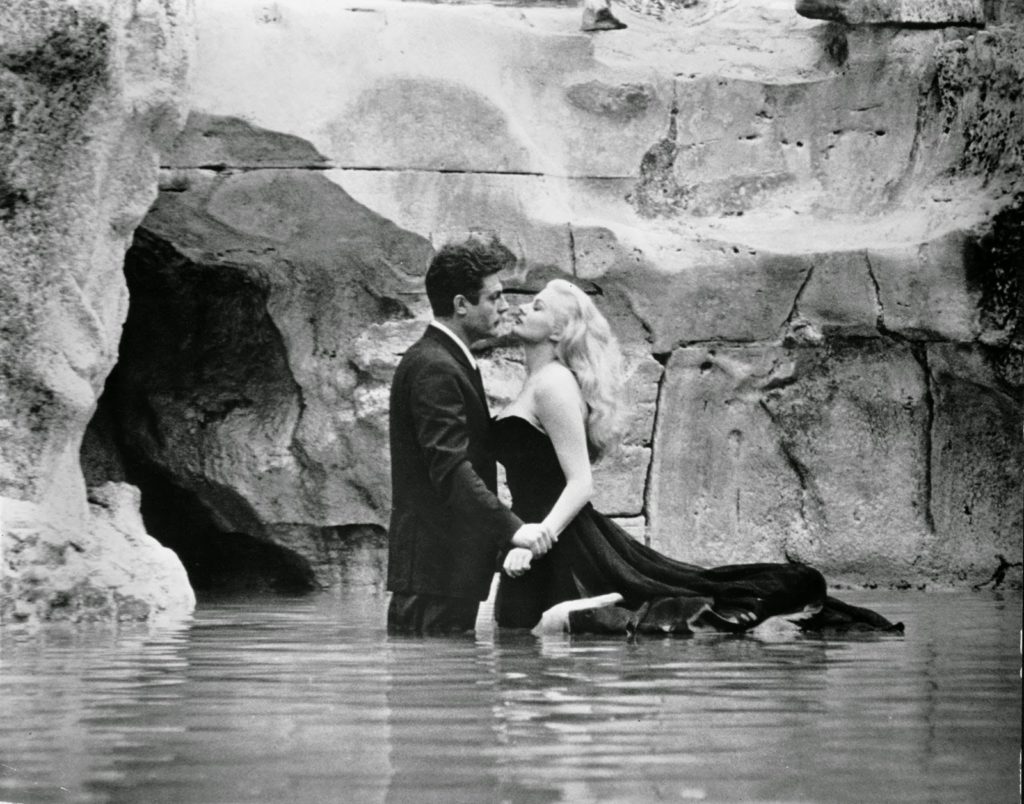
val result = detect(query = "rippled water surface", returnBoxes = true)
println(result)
[1,589,1020,803]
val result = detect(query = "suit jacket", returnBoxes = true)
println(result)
[386,326,523,601]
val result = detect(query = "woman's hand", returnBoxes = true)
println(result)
[503,547,534,578]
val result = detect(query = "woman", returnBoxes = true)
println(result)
[492,279,902,635]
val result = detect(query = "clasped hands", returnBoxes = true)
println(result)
[505,522,556,578]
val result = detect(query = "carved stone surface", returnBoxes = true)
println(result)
[927,344,1024,577]
[90,0,1014,589]
[1,0,194,624]
[5,0,1021,606]
[2,484,195,624]
[110,166,432,558]
[795,0,985,24]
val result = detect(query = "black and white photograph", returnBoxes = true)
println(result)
[1,0,1021,801]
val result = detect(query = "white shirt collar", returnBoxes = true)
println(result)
[429,320,477,370]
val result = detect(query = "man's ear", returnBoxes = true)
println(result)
[452,294,468,317]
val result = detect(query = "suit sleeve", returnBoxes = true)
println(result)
[408,365,522,551]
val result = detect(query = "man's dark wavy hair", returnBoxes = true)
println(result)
[425,233,516,317]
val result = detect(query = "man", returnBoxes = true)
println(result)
[386,235,553,635]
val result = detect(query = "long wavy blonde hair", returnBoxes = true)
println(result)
[545,279,625,461]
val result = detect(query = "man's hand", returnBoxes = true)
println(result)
[503,547,534,578]
[511,523,555,556]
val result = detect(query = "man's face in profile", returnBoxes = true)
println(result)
[461,274,509,341]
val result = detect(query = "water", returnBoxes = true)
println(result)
[1,588,1019,803]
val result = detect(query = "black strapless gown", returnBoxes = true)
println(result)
[492,416,902,635]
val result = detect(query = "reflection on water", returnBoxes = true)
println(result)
[1,590,1019,803]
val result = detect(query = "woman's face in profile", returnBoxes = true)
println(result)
[511,285,561,344]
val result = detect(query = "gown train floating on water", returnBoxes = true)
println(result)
[492,416,903,635]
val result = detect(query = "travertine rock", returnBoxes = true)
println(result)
[795,0,985,24]
[647,340,940,582]
[1,484,195,624]
[2,0,1019,619]
[77,0,1023,590]
[1,0,194,624]
[108,165,431,571]
[927,344,1023,578]
[647,346,808,567]
[870,231,983,340]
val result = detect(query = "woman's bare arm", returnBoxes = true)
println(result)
[532,363,594,538]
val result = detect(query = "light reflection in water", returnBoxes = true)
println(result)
[0,591,1019,803]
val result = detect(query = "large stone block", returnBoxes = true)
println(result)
[330,170,574,275]
[648,346,808,567]
[794,250,880,336]
[574,229,813,348]
[760,340,933,578]
[649,340,937,582]
[1,484,194,625]
[927,344,1023,579]
[186,0,671,179]
[869,229,981,340]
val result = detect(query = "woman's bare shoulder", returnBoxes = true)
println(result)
[534,361,584,407]
[534,360,577,387]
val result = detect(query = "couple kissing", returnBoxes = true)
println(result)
[386,235,902,638]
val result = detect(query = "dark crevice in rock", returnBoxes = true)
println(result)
[171,163,635,181]
[338,165,550,177]
[966,194,1024,388]
[182,163,334,172]
[641,357,670,545]
[911,344,937,535]
[0,176,31,221]
[132,461,316,593]
[119,228,302,419]
[672,336,775,350]
[78,157,432,592]
[782,263,816,330]
[79,225,317,592]
[568,223,578,278]
[818,22,850,66]
[862,249,892,336]
[85,370,316,593]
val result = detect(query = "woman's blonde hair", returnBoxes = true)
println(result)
[545,279,625,461]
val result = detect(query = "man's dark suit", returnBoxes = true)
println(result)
[386,325,523,633]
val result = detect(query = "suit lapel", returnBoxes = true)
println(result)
[469,364,487,411]
[422,326,489,411]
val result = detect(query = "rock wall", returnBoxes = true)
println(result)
[1,0,195,624]
[88,0,1023,590]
